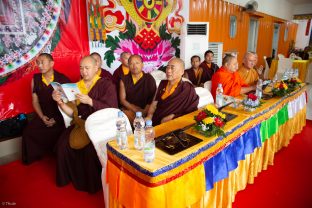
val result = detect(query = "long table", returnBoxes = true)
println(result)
[105,85,307,208]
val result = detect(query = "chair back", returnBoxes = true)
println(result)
[203,81,212,92]
[150,70,166,87]
[85,108,132,167]
[276,58,293,79]
[263,56,270,79]
[58,106,72,128]
[195,87,214,108]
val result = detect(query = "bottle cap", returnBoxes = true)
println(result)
[118,111,124,117]
[136,112,142,117]
[218,83,222,87]
[146,120,152,126]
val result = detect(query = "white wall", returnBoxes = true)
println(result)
[293,3,312,15]
[224,0,294,20]
[293,19,312,49]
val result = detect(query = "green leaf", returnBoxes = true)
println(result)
[171,37,180,48]
[175,48,180,58]
[105,35,120,50]
[104,50,115,68]
[123,20,136,39]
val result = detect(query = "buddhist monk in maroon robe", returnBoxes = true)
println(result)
[112,52,131,86]
[211,54,256,99]
[200,50,219,83]
[52,56,118,193]
[22,53,70,164]
[184,55,204,87]
[90,52,113,80]
[147,58,199,125]
[120,55,156,123]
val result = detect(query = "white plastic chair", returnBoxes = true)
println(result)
[85,108,132,208]
[58,106,72,128]
[150,70,166,87]
[203,81,212,92]
[276,58,293,79]
[195,87,214,108]
[263,56,270,80]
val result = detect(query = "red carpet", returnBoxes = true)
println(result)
[0,157,104,208]
[233,119,312,208]
[1,120,311,208]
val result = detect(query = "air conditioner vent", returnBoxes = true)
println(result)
[187,24,207,35]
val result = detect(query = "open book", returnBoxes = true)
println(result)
[51,82,80,102]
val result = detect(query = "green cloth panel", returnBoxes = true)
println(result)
[260,104,289,142]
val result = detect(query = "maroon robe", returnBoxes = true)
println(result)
[152,80,199,126]
[200,61,219,82]
[112,64,125,86]
[184,68,203,86]
[100,68,113,80]
[55,78,117,193]
[121,73,156,109]
[22,70,70,164]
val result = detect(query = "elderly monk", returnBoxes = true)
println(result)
[22,53,70,164]
[200,50,219,82]
[237,52,263,85]
[211,54,256,99]
[120,55,157,123]
[146,58,199,125]
[90,52,113,80]
[184,55,204,87]
[52,56,118,193]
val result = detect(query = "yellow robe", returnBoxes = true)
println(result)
[237,66,259,85]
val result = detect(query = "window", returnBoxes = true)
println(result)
[284,25,289,41]
[248,18,259,52]
[229,15,237,38]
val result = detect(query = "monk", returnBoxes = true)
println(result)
[146,58,199,125]
[211,54,256,99]
[200,50,219,82]
[22,53,70,164]
[112,52,131,85]
[52,56,118,193]
[90,52,113,80]
[237,52,263,85]
[184,55,204,87]
[120,55,156,123]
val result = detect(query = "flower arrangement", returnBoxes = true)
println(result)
[194,104,226,137]
[284,77,302,92]
[242,93,261,111]
[272,81,289,97]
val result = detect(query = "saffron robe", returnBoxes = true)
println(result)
[55,78,118,193]
[200,61,219,83]
[184,67,203,86]
[22,71,70,164]
[121,73,157,109]
[211,66,248,99]
[152,80,199,126]
[237,66,259,85]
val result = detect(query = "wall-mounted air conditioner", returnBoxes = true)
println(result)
[180,22,209,69]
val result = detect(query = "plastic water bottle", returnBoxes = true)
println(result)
[116,111,128,150]
[215,83,224,108]
[255,79,263,99]
[133,112,145,150]
[293,68,299,78]
[144,120,155,163]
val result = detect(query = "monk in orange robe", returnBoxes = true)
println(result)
[237,52,263,85]
[211,54,256,99]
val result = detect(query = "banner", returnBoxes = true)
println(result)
[0,0,89,120]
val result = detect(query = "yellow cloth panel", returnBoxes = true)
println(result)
[292,60,309,81]
[108,159,206,208]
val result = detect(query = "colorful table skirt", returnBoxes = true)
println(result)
[106,86,307,208]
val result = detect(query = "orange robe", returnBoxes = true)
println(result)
[211,66,248,99]
[237,66,259,85]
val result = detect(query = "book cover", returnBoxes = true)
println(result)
[51,82,80,102]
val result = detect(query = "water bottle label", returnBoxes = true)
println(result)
[120,131,128,150]
[144,142,155,162]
